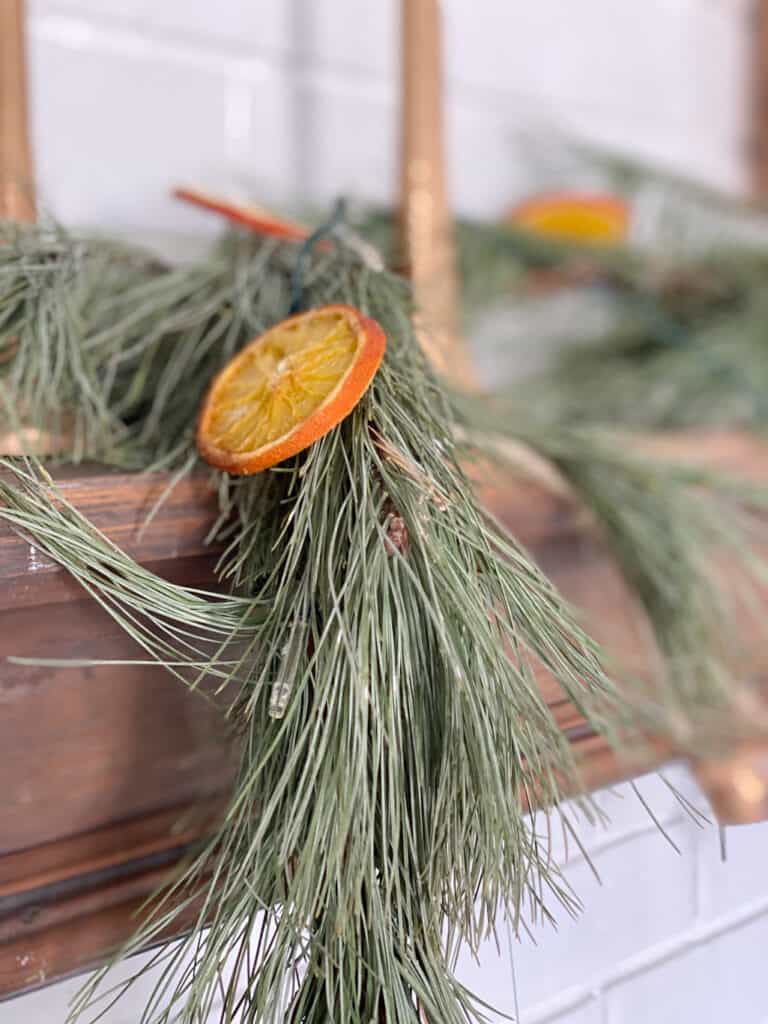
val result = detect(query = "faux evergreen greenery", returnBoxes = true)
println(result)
[0,208,766,1022]
[356,163,768,434]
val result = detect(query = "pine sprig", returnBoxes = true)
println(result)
[2,242,629,1024]
[524,291,768,431]
[454,404,768,751]
[0,220,157,461]
[0,459,261,691]
[360,202,768,435]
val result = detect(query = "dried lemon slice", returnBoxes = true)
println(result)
[197,305,386,475]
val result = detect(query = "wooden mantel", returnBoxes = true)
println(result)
[0,432,767,998]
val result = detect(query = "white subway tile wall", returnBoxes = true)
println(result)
[6,1,768,1021]
[26,0,753,232]
[452,767,768,1023]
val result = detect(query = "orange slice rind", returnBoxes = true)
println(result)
[175,186,311,243]
[197,304,386,475]
[506,192,629,245]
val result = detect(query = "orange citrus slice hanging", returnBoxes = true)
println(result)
[506,192,629,245]
[197,304,386,475]
[174,186,311,242]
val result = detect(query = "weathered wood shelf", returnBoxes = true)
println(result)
[0,432,767,999]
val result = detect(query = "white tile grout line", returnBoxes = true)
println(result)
[520,989,601,1024]
[27,8,724,130]
[28,10,394,105]
[29,11,274,82]
[31,3,291,62]
[520,895,768,1024]
[546,812,685,869]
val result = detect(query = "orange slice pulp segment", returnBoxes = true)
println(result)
[197,305,386,475]
[507,193,629,244]
[174,186,311,242]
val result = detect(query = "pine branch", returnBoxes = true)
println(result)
[0,241,628,1023]
[455,403,768,751]
[0,216,766,1021]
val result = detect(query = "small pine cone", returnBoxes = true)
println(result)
[383,501,410,557]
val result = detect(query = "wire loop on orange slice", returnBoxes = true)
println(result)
[197,305,386,475]
[174,186,311,242]
[506,192,629,245]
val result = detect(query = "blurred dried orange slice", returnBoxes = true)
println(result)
[197,305,386,475]
[506,192,629,244]
[174,186,311,242]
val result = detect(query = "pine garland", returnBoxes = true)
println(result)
[355,174,768,433]
[0,213,766,1022]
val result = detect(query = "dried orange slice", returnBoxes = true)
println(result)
[197,305,386,475]
[174,186,311,242]
[507,192,629,244]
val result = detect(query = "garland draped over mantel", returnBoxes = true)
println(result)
[2,207,768,1022]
